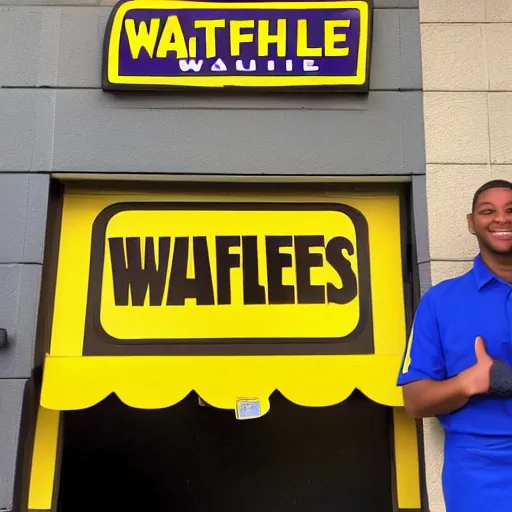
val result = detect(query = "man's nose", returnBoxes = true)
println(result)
[495,210,512,223]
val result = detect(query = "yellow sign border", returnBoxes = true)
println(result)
[105,1,371,88]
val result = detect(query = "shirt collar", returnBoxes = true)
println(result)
[473,254,498,289]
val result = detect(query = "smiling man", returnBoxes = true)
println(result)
[398,179,512,511]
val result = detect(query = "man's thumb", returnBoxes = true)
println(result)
[475,336,489,362]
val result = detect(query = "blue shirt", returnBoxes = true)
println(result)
[397,254,512,436]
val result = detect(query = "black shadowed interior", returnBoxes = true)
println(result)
[57,390,394,512]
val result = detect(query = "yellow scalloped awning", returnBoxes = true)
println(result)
[41,354,404,413]
[40,185,408,413]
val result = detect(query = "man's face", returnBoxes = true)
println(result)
[468,187,512,255]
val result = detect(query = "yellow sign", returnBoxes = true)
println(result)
[102,1,372,90]
[85,202,372,355]
[42,186,407,412]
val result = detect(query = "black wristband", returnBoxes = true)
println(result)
[489,359,512,397]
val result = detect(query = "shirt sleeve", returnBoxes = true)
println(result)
[397,290,447,386]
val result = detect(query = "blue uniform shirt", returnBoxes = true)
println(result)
[397,254,512,436]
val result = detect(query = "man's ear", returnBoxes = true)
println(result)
[468,213,476,235]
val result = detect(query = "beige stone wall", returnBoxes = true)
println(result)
[420,1,512,510]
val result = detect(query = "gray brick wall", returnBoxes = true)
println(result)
[0,5,424,176]
[0,175,49,512]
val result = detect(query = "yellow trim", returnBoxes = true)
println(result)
[28,407,60,510]
[106,1,370,88]
[393,407,421,509]
[401,322,414,374]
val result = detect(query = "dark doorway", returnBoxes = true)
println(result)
[58,390,394,512]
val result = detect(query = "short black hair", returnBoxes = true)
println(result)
[472,179,512,212]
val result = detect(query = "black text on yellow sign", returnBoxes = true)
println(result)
[83,203,374,356]
[108,234,358,307]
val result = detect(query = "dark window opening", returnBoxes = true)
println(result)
[57,390,394,512]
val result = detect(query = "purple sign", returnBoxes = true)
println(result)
[103,1,372,91]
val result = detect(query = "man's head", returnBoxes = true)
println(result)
[468,179,512,256]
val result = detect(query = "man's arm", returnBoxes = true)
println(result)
[397,289,492,419]
[402,376,469,418]
[402,337,492,418]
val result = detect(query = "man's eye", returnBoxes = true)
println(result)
[480,210,493,215]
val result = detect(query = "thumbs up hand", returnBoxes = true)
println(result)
[475,336,493,365]
[459,336,493,397]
